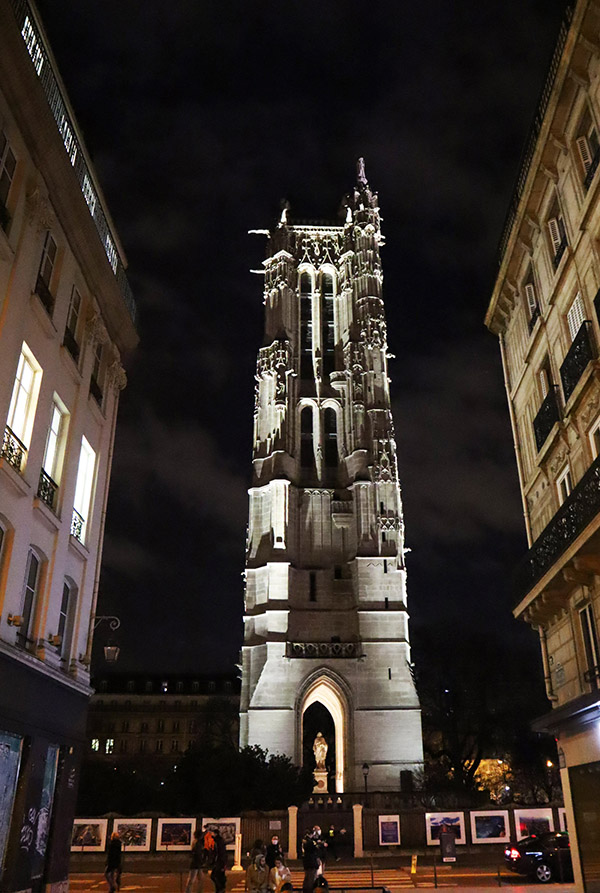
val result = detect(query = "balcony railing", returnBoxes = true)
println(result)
[552,237,568,271]
[8,0,137,325]
[34,273,54,315]
[584,148,600,191]
[37,468,58,510]
[584,664,600,689]
[513,454,600,603]
[286,641,360,659]
[1,425,27,472]
[533,386,560,452]
[71,509,84,541]
[560,320,596,403]
[63,326,79,362]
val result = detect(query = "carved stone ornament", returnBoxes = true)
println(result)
[107,360,127,393]
[580,389,600,427]
[26,186,55,233]
[549,446,568,478]
[85,312,109,348]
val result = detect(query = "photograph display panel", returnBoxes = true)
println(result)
[470,811,510,844]
[0,732,23,869]
[558,808,567,832]
[425,812,466,846]
[378,815,400,846]
[514,808,554,841]
[201,817,241,850]
[113,819,152,851]
[156,818,196,851]
[71,819,108,851]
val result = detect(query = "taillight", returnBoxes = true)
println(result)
[509,849,520,860]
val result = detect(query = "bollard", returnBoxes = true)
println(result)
[433,853,437,889]
[370,855,374,887]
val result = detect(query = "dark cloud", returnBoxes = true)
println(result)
[36,0,568,672]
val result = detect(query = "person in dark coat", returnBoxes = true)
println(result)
[105,831,122,893]
[302,832,320,893]
[265,835,284,869]
[210,828,227,893]
[186,829,204,893]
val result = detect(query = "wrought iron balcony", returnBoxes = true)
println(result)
[63,326,80,362]
[37,468,58,510]
[34,273,54,315]
[533,386,560,452]
[513,454,600,603]
[527,304,540,334]
[584,148,600,191]
[560,321,596,403]
[89,376,103,405]
[1,425,27,472]
[71,509,84,541]
[286,641,360,659]
[552,237,568,271]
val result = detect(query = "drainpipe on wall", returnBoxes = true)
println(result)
[538,625,558,702]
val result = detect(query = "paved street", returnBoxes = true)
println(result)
[69,862,576,891]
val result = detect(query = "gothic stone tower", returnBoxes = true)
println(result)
[240,163,423,792]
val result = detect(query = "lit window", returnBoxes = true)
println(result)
[556,466,572,505]
[21,16,44,75]
[567,293,586,343]
[161,681,168,693]
[18,550,41,648]
[91,738,100,752]
[39,400,67,509]
[36,232,57,314]
[82,175,97,216]
[0,132,17,215]
[72,437,96,543]
[57,580,76,660]
[58,115,77,165]
[3,345,41,472]
[104,234,118,273]
[64,287,82,361]
[105,739,114,755]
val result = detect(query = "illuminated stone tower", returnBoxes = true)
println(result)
[240,162,423,792]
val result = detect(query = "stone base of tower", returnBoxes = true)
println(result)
[240,643,424,792]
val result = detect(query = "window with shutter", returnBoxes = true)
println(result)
[548,217,562,252]
[567,293,585,342]
[577,136,593,172]
[525,282,537,316]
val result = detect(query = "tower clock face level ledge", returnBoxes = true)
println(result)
[239,162,424,793]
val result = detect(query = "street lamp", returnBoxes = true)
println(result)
[362,762,370,794]
[94,615,121,663]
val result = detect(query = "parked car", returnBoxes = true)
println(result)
[504,831,572,883]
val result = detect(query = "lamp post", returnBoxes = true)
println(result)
[362,762,370,794]
[93,615,121,663]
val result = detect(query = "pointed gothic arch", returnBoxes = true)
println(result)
[297,669,353,793]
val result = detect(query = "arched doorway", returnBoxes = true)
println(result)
[301,677,347,793]
[303,702,336,792]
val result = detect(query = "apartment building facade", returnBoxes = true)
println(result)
[0,1,138,890]
[486,2,600,889]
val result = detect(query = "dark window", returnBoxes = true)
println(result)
[300,407,314,468]
[321,272,335,376]
[18,551,40,647]
[309,572,317,602]
[300,273,313,380]
[324,408,338,467]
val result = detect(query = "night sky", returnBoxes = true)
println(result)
[35,0,568,675]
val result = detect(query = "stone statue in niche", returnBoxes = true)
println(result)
[313,732,328,769]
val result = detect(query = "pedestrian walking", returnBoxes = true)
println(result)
[326,826,339,862]
[265,834,284,869]
[185,829,204,893]
[210,828,227,893]
[302,831,320,893]
[312,827,327,873]
[269,858,292,893]
[105,831,122,893]
[247,853,269,893]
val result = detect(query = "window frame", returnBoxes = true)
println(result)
[72,436,97,543]
[5,343,42,458]
[589,416,600,459]
[0,131,17,218]
[556,465,573,506]
[18,549,42,648]
[580,603,600,685]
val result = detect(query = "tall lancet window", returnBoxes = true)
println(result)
[300,272,313,380]
[324,407,338,467]
[300,407,314,467]
[321,272,335,376]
